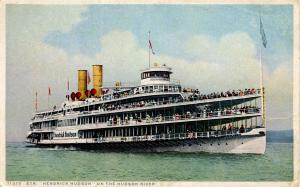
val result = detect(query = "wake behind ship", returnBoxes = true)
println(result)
[26,63,266,154]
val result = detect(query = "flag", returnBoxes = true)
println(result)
[48,87,51,96]
[35,91,38,111]
[260,18,267,48]
[87,71,91,85]
[67,79,70,91]
[149,40,155,55]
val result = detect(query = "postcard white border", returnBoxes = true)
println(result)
[0,0,299,187]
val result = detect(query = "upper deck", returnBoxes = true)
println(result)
[31,88,261,123]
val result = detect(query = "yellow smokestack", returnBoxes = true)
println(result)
[93,65,103,96]
[78,70,87,100]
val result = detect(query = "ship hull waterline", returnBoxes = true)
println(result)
[27,134,266,154]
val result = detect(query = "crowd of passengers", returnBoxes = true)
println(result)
[185,124,247,135]
[96,87,260,102]
[184,88,260,101]
[101,99,179,111]
[173,106,260,119]
[99,89,260,112]
[88,123,248,140]
[100,102,260,113]
[34,88,260,120]
[106,106,260,126]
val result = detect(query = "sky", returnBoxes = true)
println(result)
[5,4,294,142]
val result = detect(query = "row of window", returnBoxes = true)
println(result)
[138,85,181,93]
[141,71,170,79]
[57,119,77,127]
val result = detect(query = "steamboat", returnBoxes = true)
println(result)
[26,63,266,154]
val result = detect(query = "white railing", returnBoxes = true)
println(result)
[37,109,260,131]
[32,89,261,122]
[84,130,245,144]
[104,109,260,127]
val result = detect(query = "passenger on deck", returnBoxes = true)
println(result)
[239,125,245,133]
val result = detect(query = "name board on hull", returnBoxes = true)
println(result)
[53,131,77,139]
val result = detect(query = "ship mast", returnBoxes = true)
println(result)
[259,41,266,127]
[148,31,151,68]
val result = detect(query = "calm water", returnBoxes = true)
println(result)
[6,142,293,181]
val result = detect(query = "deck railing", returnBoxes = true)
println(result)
[33,108,260,131]
[89,129,245,144]
[105,108,260,127]
[33,88,261,121]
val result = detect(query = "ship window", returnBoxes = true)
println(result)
[178,86,181,92]
[163,73,169,78]
[159,86,163,92]
[150,86,153,92]
[164,86,168,92]
[174,86,178,92]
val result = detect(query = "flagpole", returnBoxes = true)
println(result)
[259,43,264,127]
[68,78,70,100]
[148,31,151,68]
[35,91,38,112]
[48,86,50,109]
[259,11,266,128]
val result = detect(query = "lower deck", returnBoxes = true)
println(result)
[28,128,266,154]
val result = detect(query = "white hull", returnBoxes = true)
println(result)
[149,135,266,154]
[29,128,266,154]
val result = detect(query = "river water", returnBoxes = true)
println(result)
[6,142,293,181]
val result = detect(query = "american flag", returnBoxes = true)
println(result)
[149,40,155,55]
[260,18,267,48]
